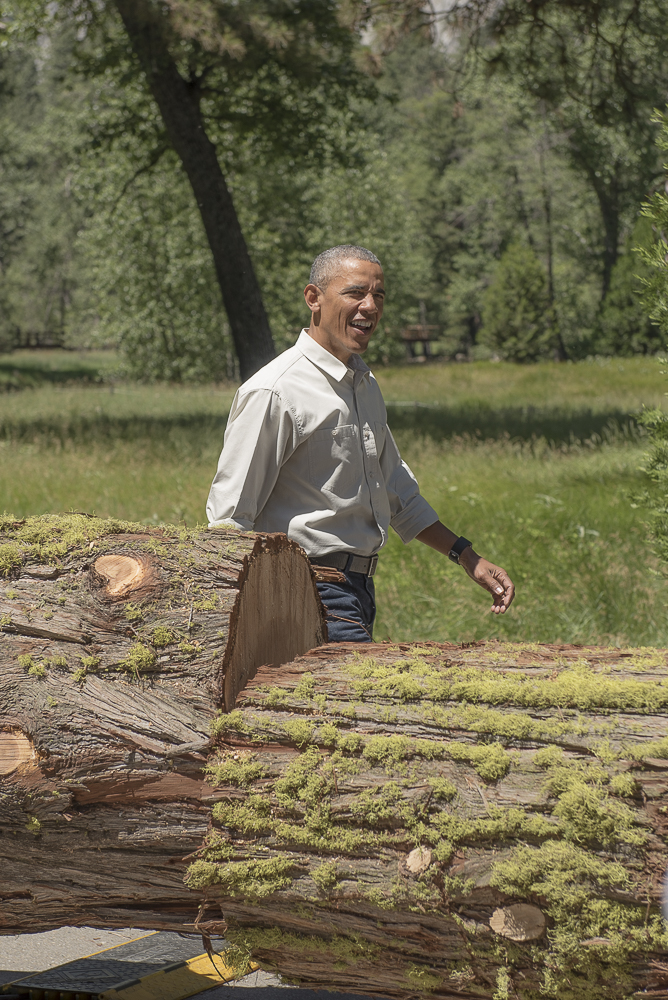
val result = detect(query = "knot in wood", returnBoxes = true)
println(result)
[92,554,155,600]
[405,846,432,875]
[489,904,546,942]
[0,730,35,776]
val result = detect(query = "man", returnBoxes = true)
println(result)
[207,244,514,641]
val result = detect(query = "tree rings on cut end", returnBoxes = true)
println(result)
[92,554,158,600]
[0,730,35,776]
[489,904,547,941]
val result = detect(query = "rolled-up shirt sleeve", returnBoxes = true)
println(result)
[206,388,300,529]
[380,427,438,543]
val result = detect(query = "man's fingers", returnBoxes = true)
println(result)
[477,564,515,611]
[464,557,515,613]
[494,578,515,610]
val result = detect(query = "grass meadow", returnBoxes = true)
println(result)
[1,349,667,647]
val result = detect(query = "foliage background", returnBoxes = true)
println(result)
[1,2,667,371]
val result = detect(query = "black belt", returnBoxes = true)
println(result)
[310,552,379,578]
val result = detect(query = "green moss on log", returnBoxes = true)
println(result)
[311,861,339,892]
[346,652,668,712]
[222,925,382,969]
[186,856,296,899]
[207,751,267,788]
[119,643,156,679]
[151,626,174,648]
[0,511,203,578]
[192,642,668,999]
[490,840,668,1000]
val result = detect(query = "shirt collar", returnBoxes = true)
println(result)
[297,330,371,383]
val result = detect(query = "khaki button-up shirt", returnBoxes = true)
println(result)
[206,330,438,558]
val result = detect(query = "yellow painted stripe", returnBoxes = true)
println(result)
[100,952,258,1000]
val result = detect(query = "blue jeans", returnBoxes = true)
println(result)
[316,570,376,643]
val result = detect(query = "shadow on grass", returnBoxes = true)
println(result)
[386,403,642,446]
[0,359,108,390]
[0,413,228,451]
[0,404,644,450]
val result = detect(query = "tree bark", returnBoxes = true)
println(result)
[111,0,276,381]
[2,604,668,999]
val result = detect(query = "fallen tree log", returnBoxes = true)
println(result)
[184,641,668,1000]
[0,512,324,926]
[2,520,668,999]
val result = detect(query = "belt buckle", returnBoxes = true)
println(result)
[368,554,379,577]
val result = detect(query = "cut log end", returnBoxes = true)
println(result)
[0,517,330,934]
[92,553,157,599]
[94,554,144,595]
[222,533,327,710]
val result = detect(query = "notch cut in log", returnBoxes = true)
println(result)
[2,631,668,1000]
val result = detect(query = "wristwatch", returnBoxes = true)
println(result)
[448,536,472,564]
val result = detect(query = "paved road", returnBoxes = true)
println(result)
[0,926,150,977]
[0,926,378,1000]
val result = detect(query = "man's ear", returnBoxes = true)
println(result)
[304,283,322,317]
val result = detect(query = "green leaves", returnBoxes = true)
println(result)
[480,242,554,362]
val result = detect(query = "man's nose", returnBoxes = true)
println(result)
[359,293,377,312]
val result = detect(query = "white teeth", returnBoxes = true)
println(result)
[351,321,371,329]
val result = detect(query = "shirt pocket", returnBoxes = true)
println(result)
[307,423,360,497]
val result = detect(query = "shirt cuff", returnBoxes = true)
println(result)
[207,517,253,531]
[390,495,439,544]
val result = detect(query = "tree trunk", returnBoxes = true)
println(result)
[111,0,276,382]
[538,115,568,362]
[2,593,668,999]
[578,155,621,303]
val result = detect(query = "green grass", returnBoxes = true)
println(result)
[378,356,666,409]
[0,348,120,390]
[379,357,665,445]
[1,350,667,646]
[375,436,666,646]
[0,353,661,447]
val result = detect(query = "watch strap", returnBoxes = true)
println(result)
[448,536,472,564]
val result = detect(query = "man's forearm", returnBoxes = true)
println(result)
[415,520,472,562]
[415,519,515,614]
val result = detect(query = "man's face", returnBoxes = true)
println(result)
[305,259,385,362]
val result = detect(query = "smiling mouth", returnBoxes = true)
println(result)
[349,319,373,332]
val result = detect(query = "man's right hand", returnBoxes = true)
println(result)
[416,519,515,614]
[459,547,515,614]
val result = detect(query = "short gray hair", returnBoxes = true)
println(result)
[309,245,382,290]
